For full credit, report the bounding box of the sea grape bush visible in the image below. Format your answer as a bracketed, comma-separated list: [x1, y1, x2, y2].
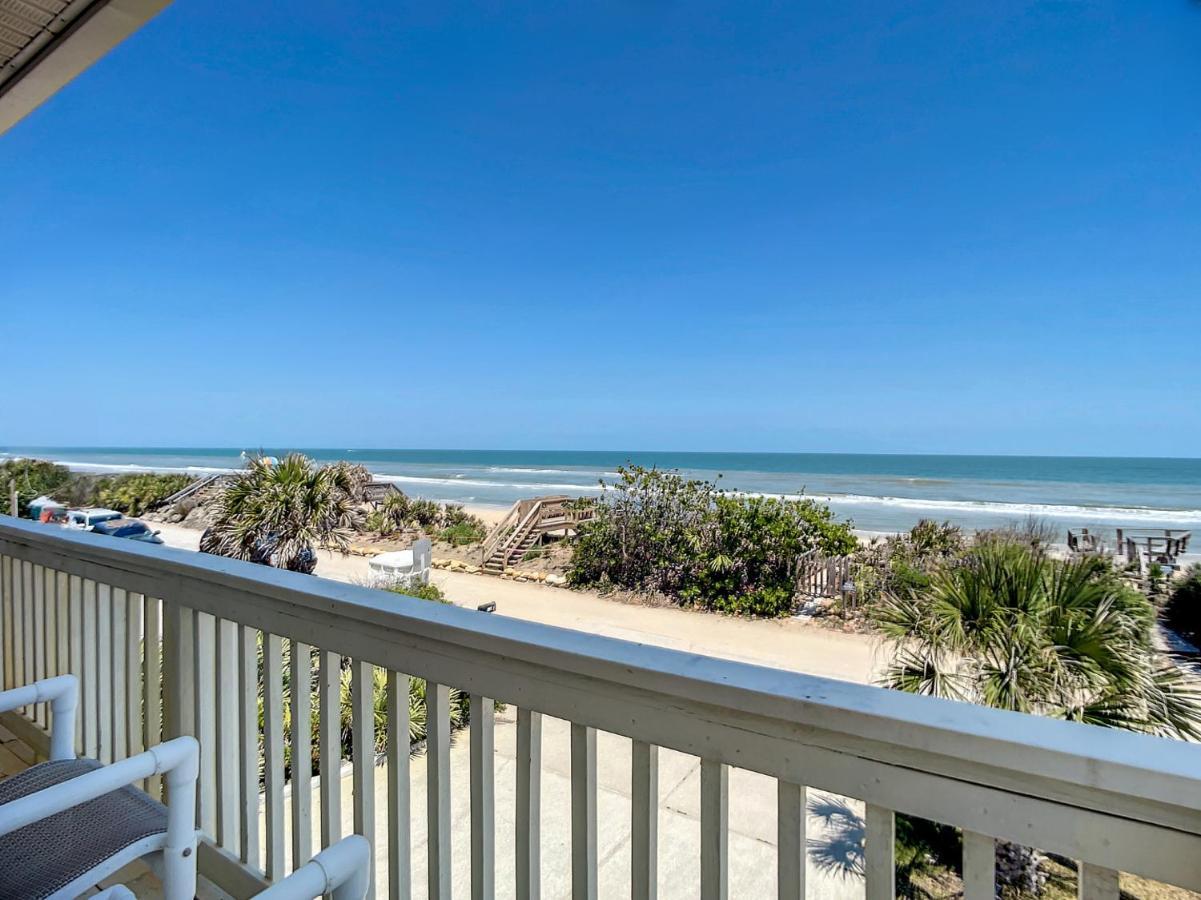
[568, 465, 855, 617]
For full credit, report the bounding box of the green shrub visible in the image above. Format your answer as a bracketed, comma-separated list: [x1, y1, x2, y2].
[0, 459, 72, 516]
[568, 465, 855, 617]
[93, 473, 194, 516]
[385, 580, 447, 603]
[439, 520, 486, 546]
[1165, 564, 1201, 646]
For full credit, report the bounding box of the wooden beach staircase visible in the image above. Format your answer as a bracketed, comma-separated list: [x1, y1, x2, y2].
[151, 472, 226, 510]
[480, 495, 594, 574]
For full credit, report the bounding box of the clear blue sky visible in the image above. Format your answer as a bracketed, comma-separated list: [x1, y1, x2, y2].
[2, 2, 1198, 455]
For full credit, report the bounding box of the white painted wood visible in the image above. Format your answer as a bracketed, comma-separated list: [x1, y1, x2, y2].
[238, 624, 261, 869]
[386, 669, 411, 900]
[143, 595, 162, 797]
[515, 708, 542, 900]
[21, 561, 33, 704]
[44, 567, 58, 680]
[427, 681, 451, 900]
[961, 831, 995, 900]
[864, 804, 895, 900]
[125, 590, 143, 760]
[290, 640, 314, 870]
[700, 760, 728, 900]
[193, 610, 217, 837]
[215, 618, 240, 851]
[1078, 863, 1119, 900]
[1, 556, 11, 690]
[776, 780, 806, 900]
[263, 632, 286, 880]
[96, 582, 112, 762]
[570, 723, 597, 900]
[6, 520, 1201, 894]
[56, 572, 69, 686]
[470, 694, 495, 900]
[351, 660, 376, 897]
[68, 575, 84, 756]
[318, 649, 342, 852]
[631, 740, 658, 900]
[32, 564, 44, 726]
[111, 587, 127, 759]
[81, 578, 97, 757]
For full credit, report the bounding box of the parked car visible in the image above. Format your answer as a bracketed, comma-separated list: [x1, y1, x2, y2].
[90, 518, 164, 545]
[63, 508, 124, 531]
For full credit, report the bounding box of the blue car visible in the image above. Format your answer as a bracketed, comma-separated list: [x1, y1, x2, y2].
[91, 518, 164, 545]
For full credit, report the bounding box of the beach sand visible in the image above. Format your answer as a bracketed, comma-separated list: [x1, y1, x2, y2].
[151, 520, 881, 684]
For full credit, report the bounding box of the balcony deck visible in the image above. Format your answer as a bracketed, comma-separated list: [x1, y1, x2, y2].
[2, 516, 1201, 899]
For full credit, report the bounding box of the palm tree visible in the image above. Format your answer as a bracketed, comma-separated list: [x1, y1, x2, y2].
[200, 454, 366, 573]
[875, 538, 1201, 893]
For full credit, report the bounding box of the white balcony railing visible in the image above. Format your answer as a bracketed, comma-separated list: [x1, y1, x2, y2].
[1, 516, 1200, 899]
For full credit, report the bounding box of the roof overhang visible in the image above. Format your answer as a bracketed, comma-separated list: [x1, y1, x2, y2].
[0, 0, 172, 136]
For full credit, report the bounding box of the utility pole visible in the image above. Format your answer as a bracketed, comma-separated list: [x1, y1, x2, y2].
[8, 478, 16, 517]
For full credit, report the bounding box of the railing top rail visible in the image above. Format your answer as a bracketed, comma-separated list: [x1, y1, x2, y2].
[3, 516, 1201, 868]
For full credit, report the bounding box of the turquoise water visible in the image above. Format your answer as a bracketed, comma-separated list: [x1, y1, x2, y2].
[3, 446, 1199, 535]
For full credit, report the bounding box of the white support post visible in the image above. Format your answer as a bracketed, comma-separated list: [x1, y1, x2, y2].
[631, 740, 658, 900]
[570, 723, 597, 900]
[776, 781, 806, 900]
[699, 760, 728, 900]
[516, 708, 542, 900]
[470, 694, 495, 900]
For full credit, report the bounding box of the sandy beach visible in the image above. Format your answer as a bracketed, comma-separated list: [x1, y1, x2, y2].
[151, 520, 883, 685]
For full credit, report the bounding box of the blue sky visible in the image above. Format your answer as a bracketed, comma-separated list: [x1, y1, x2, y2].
[2, 1, 1198, 455]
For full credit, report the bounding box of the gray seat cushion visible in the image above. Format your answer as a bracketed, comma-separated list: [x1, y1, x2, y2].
[0, 758, 168, 899]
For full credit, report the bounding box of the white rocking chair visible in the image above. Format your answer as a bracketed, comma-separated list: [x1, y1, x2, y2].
[0, 675, 199, 900]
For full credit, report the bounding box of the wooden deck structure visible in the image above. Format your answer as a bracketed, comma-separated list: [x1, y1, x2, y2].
[479, 496, 594, 574]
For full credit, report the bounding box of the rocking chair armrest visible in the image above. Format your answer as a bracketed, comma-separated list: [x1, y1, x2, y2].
[255, 835, 371, 900]
[0, 675, 78, 760]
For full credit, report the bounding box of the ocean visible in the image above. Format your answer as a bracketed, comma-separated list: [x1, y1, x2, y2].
[3, 447, 1199, 537]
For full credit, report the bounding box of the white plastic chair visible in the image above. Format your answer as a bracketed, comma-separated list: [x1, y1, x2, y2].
[0, 675, 199, 900]
[92, 835, 372, 900]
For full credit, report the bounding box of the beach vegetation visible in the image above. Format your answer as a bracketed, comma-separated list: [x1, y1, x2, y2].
[368, 490, 486, 544]
[200, 453, 362, 573]
[873, 538, 1201, 895]
[1164, 564, 1201, 646]
[568, 465, 855, 617]
[0, 458, 73, 516]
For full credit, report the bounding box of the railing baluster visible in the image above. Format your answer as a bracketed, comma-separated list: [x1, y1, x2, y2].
[238, 625, 261, 869]
[387, 670, 411, 900]
[68, 575, 83, 756]
[21, 562, 32, 704]
[111, 588, 127, 759]
[1, 556, 11, 691]
[32, 564, 44, 726]
[291, 641, 314, 869]
[194, 611, 217, 836]
[470, 694, 495, 900]
[699, 760, 728, 900]
[631, 740, 658, 900]
[81, 579, 97, 757]
[216, 618, 240, 851]
[776, 781, 805, 900]
[264, 632, 286, 880]
[427, 681, 451, 900]
[571, 723, 598, 900]
[143, 596, 162, 797]
[864, 804, 895, 900]
[1078, 863, 1119, 900]
[44, 567, 57, 681]
[55, 572, 68, 682]
[352, 660, 376, 897]
[96, 583, 113, 763]
[319, 649, 342, 852]
[125, 590, 142, 760]
[962, 831, 995, 900]
[516, 708, 542, 900]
